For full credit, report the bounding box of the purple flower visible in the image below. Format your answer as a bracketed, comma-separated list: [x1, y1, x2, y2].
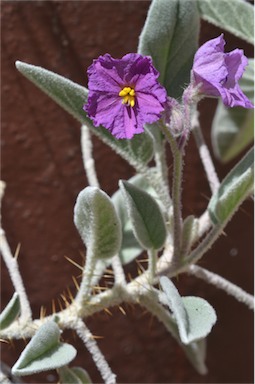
[84, 53, 167, 139]
[192, 34, 253, 108]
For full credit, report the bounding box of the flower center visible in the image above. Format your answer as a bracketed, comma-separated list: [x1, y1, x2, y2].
[119, 86, 136, 107]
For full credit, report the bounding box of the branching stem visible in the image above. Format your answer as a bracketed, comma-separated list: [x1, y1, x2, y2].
[73, 318, 116, 384]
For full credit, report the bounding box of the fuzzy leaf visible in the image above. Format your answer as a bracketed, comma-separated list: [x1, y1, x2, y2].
[197, 0, 254, 44]
[58, 366, 92, 384]
[211, 60, 254, 163]
[208, 147, 254, 225]
[138, 0, 200, 99]
[160, 276, 217, 344]
[119, 180, 166, 250]
[74, 187, 122, 260]
[180, 215, 199, 258]
[0, 293, 20, 331]
[112, 174, 160, 264]
[15, 61, 154, 168]
[12, 321, 77, 376]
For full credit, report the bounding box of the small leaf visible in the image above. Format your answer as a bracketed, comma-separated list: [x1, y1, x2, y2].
[119, 180, 167, 250]
[211, 60, 254, 163]
[160, 276, 217, 344]
[12, 321, 77, 376]
[58, 366, 92, 384]
[112, 174, 160, 264]
[74, 187, 122, 259]
[0, 293, 20, 330]
[208, 147, 254, 225]
[15, 61, 154, 168]
[197, 0, 254, 45]
[184, 338, 207, 375]
[138, 0, 200, 99]
[180, 215, 199, 258]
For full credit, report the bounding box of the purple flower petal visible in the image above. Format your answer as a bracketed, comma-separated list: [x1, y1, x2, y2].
[192, 34, 253, 109]
[84, 53, 167, 139]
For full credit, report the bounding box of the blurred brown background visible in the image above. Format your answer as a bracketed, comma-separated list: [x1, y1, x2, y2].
[1, 1, 254, 383]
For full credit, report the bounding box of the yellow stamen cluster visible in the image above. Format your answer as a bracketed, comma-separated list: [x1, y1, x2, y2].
[119, 86, 136, 107]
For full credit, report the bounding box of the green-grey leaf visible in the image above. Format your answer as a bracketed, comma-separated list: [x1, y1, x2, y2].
[160, 276, 217, 344]
[0, 293, 20, 330]
[138, 0, 200, 99]
[15, 61, 154, 168]
[112, 174, 160, 264]
[58, 366, 92, 384]
[197, 0, 254, 45]
[74, 187, 122, 259]
[211, 60, 254, 163]
[183, 338, 207, 375]
[119, 180, 167, 250]
[12, 321, 77, 376]
[208, 147, 254, 225]
[180, 215, 199, 258]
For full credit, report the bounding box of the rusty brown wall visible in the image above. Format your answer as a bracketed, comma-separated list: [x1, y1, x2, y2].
[1, 1, 254, 383]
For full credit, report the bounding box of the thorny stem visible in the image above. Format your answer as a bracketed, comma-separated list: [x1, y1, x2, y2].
[187, 265, 254, 310]
[191, 110, 220, 193]
[158, 121, 183, 266]
[112, 254, 126, 286]
[81, 125, 126, 290]
[0, 181, 32, 322]
[72, 318, 116, 384]
[75, 250, 97, 308]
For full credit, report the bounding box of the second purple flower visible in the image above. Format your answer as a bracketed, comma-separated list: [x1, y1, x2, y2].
[84, 53, 167, 139]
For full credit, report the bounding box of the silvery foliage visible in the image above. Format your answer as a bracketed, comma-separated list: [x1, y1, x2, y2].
[0, 0, 253, 383]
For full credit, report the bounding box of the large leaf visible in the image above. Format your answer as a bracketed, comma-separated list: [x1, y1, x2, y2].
[208, 147, 254, 225]
[15, 61, 154, 169]
[12, 321, 77, 376]
[211, 60, 254, 163]
[138, 0, 200, 99]
[0, 293, 20, 331]
[197, 0, 254, 45]
[119, 180, 166, 250]
[160, 276, 217, 344]
[74, 187, 122, 260]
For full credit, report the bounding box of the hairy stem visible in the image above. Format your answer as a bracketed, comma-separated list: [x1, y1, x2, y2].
[191, 111, 220, 193]
[159, 122, 183, 265]
[81, 124, 100, 188]
[0, 181, 32, 322]
[187, 265, 254, 310]
[73, 318, 116, 384]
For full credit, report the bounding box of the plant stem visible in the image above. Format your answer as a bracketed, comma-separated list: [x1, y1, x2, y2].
[0, 181, 32, 322]
[112, 254, 126, 286]
[191, 110, 220, 194]
[148, 248, 157, 282]
[73, 318, 116, 384]
[75, 250, 97, 308]
[159, 122, 183, 266]
[187, 265, 254, 310]
[81, 124, 100, 188]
